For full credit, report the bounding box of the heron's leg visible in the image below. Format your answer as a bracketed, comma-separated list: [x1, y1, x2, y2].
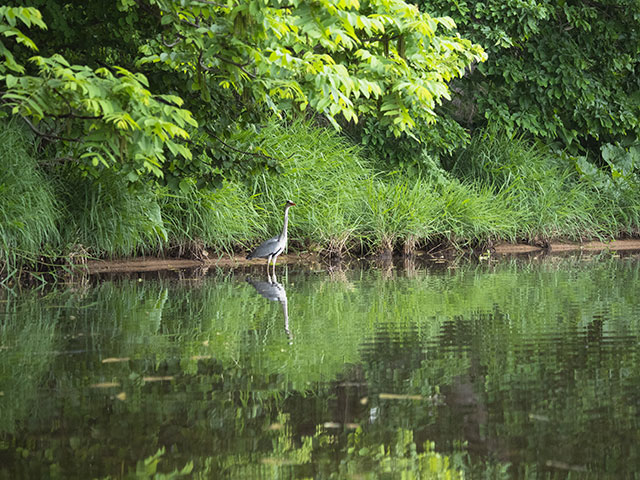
[272, 254, 279, 275]
[266, 255, 273, 274]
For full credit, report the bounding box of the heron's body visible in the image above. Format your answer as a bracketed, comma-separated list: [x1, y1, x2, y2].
[247, 273, 291, 342]
[246, 235, 285, 260]
[247, 200, 295, 274]
[246, 274, 287, 303]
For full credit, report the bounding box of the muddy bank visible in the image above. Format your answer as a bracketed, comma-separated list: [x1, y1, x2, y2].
[493, 239, 640, 254]
[84, 240, 640, 274]
[86, 253, 322, 274]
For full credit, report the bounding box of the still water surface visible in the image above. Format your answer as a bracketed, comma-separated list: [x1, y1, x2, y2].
[1, 254, 640, 478]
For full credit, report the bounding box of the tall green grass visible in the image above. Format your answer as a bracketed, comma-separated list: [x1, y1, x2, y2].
[451, 126, 606, 241]
[359, 174, 439, 253]
[160, 178, 266, 256]
[57, 173, 166, 258]
[0, 121, 60, 281]
[244, 121, 520, 255]
[434, 179, 519, 245]
[57, 172, 267, 260]
[245, 121, 371, 255]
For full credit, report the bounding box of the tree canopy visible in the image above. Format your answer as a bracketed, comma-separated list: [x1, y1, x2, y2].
[0, 1, 485, 186]
[2, 0, 637, 185]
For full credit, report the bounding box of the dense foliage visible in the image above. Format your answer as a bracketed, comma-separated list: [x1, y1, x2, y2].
[416, 0, 640, 156]
[1, 2, 485, 184]
[143, 0, 486, 131]
[0, 6, 197, 186]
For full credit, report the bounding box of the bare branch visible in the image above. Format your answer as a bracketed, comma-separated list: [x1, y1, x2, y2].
[197, 50, 213, 72]
[214, 54, 254, 72]
[179, 16, 200, 28]
[162, 32, 185, 48]
[53, 87, 74, 111]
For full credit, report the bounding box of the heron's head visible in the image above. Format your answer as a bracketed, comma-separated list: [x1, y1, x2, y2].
[285, 200, 296, 208]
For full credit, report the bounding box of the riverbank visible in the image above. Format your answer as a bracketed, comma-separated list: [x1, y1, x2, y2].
[3, 120, 640, 286]
[85, 239, 640, 274]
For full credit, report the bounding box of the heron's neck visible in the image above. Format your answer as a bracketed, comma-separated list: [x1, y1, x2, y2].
[280, 206, 291, 239]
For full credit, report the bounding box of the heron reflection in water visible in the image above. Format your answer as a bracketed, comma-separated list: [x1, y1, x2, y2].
[246, 272, 292, 343]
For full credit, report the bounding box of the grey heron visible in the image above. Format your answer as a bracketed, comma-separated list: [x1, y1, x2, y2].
[246, 200, 296, 274]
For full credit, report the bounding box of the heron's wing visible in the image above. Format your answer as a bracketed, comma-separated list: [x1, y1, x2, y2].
[247, 235, 280, 259]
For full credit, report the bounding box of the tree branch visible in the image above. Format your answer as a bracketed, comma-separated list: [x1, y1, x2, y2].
[51, 112, 101, 120]
[179, 16, 201, 29]
[214, 54, 254, 70]
[162, 32, 185, 48]
[51, 88, 101, 120]
[154, 96, 182, 108]
[191, 0, 235, 7]
[18, 114, 83, 142]
[197, 49, 257, 78]
[203, 126, 291, 162]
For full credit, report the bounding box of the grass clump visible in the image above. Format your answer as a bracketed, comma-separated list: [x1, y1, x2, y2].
[434, 179, 519, 246]
[0, 121, 60, 280]
[58, 173, 166, 258]
[160, 178, 265, 256]
[245, 121, 372, 256]
[451, 125, 601, 241]
[359, 174, 440, 254]
[574, 151, 640, 237]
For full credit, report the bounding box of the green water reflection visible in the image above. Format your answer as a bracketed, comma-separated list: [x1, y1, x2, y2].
[1, 254, 640, 478]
